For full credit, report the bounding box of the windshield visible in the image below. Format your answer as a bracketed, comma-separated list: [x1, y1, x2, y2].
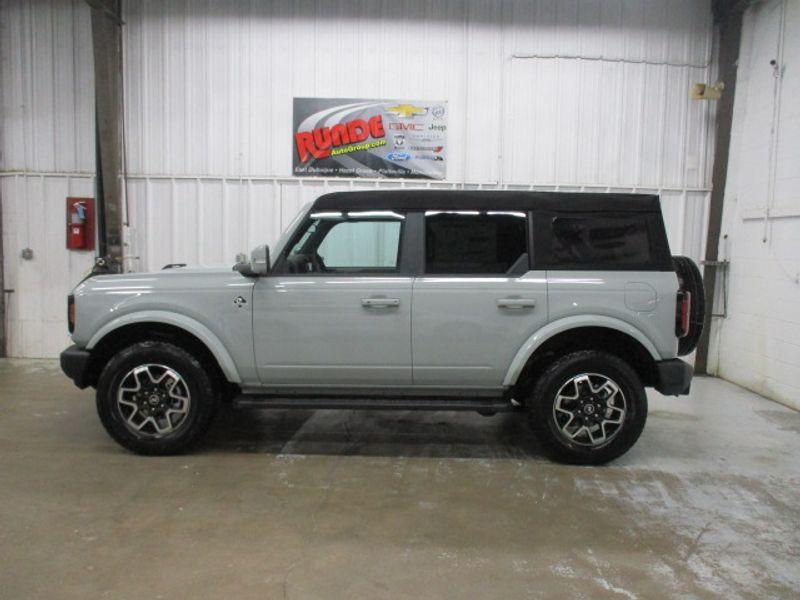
[271, 202, 311, 267]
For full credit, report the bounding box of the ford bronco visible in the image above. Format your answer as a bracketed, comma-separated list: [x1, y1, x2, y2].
[60, 191, 704, 464]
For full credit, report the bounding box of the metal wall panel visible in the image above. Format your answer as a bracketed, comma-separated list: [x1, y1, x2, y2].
[1, 174, 96, 357]
[708, 0, 800, 409]
[1, 0, 716, 356]
[121, 0, 714, 274]
[502, 59, 714, 189]
[1, 0, 95, 357]
[121, 0, 714, 185]
[123, 178, 711, 274]
[0, 0, 94, 172]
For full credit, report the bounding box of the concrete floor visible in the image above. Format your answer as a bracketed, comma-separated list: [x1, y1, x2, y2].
[0, 360, 798, 599]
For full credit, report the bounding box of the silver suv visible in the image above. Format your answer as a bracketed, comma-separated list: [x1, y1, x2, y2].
[61, 191, 704, 464]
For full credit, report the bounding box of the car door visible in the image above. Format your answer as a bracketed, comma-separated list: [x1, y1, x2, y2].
[252, 209, 412, 387]
[411, 210, 549, 388]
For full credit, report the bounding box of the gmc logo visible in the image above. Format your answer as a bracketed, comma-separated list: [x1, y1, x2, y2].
[388, 123, 424, 131]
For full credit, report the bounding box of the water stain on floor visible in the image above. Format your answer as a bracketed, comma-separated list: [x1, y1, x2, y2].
[0, 360, 798, 600]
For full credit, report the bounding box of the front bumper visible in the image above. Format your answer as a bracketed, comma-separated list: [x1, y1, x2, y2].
[60, 345, 92, 389]
[654, 359, 693, 396]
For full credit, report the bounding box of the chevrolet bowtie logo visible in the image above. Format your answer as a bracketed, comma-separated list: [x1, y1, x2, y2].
[385, 104, 428, 118]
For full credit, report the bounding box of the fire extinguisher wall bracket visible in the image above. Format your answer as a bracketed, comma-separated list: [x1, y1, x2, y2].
[66, 197, 95, 251]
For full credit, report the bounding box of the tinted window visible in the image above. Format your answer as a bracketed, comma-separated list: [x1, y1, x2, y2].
[284, 212, 403, 273]
[550, 215, 651, 267]
[425, 211, 528, 275]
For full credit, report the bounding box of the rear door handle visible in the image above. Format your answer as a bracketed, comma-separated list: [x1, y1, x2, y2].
[361, 298, 401, 308]
[496, 298, 536, 309]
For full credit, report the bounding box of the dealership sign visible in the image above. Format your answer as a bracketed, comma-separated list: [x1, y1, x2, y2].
[293, 98, 447, 180]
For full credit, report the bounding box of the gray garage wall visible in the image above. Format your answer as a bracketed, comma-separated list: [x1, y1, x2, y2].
[1, 0, 717, 357]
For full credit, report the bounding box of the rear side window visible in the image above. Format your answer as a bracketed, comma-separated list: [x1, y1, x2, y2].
[536, 212, 670, 270]
[553, 216, 650, 264]
[425, 211, 528, 275]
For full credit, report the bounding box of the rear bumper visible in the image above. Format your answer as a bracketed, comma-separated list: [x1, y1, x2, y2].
[654, 359, 693, 396]
[60, 345, 92, 389]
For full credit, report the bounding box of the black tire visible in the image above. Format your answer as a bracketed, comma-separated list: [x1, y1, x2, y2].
[96, 341, 218, 455]
[528, 351, 647, 465]
[673, 255, 705, 356]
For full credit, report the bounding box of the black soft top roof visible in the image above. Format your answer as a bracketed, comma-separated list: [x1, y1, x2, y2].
[311, 190, 661, 213]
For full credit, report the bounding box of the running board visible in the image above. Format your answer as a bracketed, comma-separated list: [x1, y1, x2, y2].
[232, 395, 517, 412]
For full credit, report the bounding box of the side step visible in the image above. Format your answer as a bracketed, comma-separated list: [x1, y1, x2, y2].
[232, 395, 518, 412]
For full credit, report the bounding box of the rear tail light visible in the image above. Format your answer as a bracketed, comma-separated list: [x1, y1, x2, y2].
[676, 290, 691, 338]
[67, 294, 75, 334]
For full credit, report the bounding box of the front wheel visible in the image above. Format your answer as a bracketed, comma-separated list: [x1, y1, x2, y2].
[96, 341, 218, 455]
[528, 351, 647, 465]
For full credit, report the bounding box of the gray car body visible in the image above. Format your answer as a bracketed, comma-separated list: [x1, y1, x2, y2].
[71, 201, 680, 396]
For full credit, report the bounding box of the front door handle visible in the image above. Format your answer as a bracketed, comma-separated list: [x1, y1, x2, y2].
[497, 298, 536, 309]
[361, 298, 401, 308]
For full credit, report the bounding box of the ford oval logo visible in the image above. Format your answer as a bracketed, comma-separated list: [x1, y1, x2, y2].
[386, 152, 411, 162]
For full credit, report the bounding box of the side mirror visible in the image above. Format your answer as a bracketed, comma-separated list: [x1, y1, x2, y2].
[233, 244, 270, 277]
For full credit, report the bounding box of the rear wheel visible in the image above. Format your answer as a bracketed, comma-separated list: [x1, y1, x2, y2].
[673, 255, 705, 356]
[96, 341, 218, 455]
[528, 350, 647, 465]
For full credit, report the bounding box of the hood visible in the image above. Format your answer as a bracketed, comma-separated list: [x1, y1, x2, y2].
[82, 264, 233, 281]
[74, 265, 250, 295]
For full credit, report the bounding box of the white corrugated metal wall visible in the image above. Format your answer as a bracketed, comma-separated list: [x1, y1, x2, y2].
[2, 0, 716, 357]
[708, 0, 800, 410]
[0, 0, 95, 357]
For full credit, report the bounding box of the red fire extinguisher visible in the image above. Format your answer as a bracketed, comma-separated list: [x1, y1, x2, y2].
[65, 197, 94, 251]
[69, 201, 87, 249]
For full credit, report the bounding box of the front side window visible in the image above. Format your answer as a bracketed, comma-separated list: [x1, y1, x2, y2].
[283, 211, 403, 274]
[424, 211, 528, 275]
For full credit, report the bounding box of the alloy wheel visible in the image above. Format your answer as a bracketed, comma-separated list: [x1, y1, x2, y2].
[116, 364, 192, 438]
[552, 373, 627, 447]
